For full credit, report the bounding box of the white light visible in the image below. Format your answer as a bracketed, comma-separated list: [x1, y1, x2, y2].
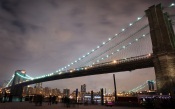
[171, 3, 175, 6]
[135, 38, 138, 41]
[87, 52, 90, 55]
[71, 63, 73, 65]
[79, 58, 81, 60]
[83, 55, 85, 57]
[62, 68, 64, 70]
[117, 49, 119, 52]
[129, 23, 133, 26]
[68, 65, 70, 67]
[103, 42, 105, 45]
[137, 17, 141, 20]
[93, 63, 95, 65]
[129, 42, 132, 45]
[97, 60, 99, 62]
[102, 58, 104, 60]
[106, 55, 109, 58]
[113, 60, 117, 63]
[143, 34, 145, 37]
[122, 29, 125, 31]
[75, 60, 77, 62]
[56, 70, 59, 72]
[112, 52, 114, 55]
[108, 38, 111, 41]
[65, 67, 67, 69]
[123, 46, 125, 48]
[92, 49, 94, 52]
[97, 46, 100, 48]
[59, 69, 61, 71]
[115, 34, 118, 36]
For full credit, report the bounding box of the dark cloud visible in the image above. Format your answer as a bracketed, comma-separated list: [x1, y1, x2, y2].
[0, 0, 174, 92]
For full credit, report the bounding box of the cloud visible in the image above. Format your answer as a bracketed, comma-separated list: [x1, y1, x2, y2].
[0, 0, 174, 92]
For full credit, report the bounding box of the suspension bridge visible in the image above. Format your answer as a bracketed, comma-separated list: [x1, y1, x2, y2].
[2, 3, 175, 97]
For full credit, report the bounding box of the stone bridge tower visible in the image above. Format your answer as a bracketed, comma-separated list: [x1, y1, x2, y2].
[146, 4, 175, 96]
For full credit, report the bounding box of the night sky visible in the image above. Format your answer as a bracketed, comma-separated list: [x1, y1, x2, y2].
[0, 0, 174, 93]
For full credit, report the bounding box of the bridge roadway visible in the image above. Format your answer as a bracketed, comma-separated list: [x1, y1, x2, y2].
[0, 102, 143, 109]
[14, 54, 154, 87]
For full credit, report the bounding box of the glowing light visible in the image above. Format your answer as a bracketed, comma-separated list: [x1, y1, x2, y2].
[113, 60, 117, 63]
[102, 58, 104, 60]
[75, 60, 77, 63]
[122, 29, 125, 31]
[103, 42, 106, 45]
[123, 46, 125, 48]
[171, 3, 175, 6]
[97, 46, 100, 48]
[135, 38, 138, 41]
[115, 34, 118, 36]
[92, 49, 94, 52]
[108, 38, 111, 41]
[143, 34, 145, 37]
[129, 23, 133, 26]
[83, 55, 85, 57]
[129, 42, 132, 45]
[112, 52, 114, 55]
[137, 17, 141, 20]
[117, 49, 120, 52]
[79, 58, 81, 60]
[68, 65, 70, 67]
[106, 55, 109, 58]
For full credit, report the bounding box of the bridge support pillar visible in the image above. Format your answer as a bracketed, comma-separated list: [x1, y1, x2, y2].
[146, 4, 175, 97]
[153, 53, 175, 96]
[10, 85, 23, 101]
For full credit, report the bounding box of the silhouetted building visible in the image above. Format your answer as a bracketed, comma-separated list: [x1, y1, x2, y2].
[81, 84, 86, 93]
[35, 83, 42, 88]
[63, 89, 70, 97]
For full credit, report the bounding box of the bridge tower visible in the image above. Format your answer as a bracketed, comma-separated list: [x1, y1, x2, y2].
[10, 70, 26, 98]
[146, 4, 175, 96]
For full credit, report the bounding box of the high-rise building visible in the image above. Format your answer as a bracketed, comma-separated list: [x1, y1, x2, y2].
[63, 89, 70, 97]
[35, 83, 42, 88]
[81, 84, 86, 93]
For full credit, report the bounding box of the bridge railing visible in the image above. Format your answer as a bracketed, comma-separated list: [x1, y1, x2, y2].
[74, 53, 153, 70]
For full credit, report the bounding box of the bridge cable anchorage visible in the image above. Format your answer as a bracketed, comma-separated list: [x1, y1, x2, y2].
[53, 15, 146, 73]
[80, 24, 149, 67]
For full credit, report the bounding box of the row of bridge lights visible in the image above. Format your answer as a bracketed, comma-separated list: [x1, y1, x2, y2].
[27, 2, 175, 80]
[33, 33, 149, 80]
[53, 15, 145, 73]
[55, 2, 175, 73]
[13, 53, 152, 83]
[7, 2, 174, 84]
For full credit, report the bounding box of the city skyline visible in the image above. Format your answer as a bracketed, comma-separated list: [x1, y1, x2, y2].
[0, 0, 174, 92]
